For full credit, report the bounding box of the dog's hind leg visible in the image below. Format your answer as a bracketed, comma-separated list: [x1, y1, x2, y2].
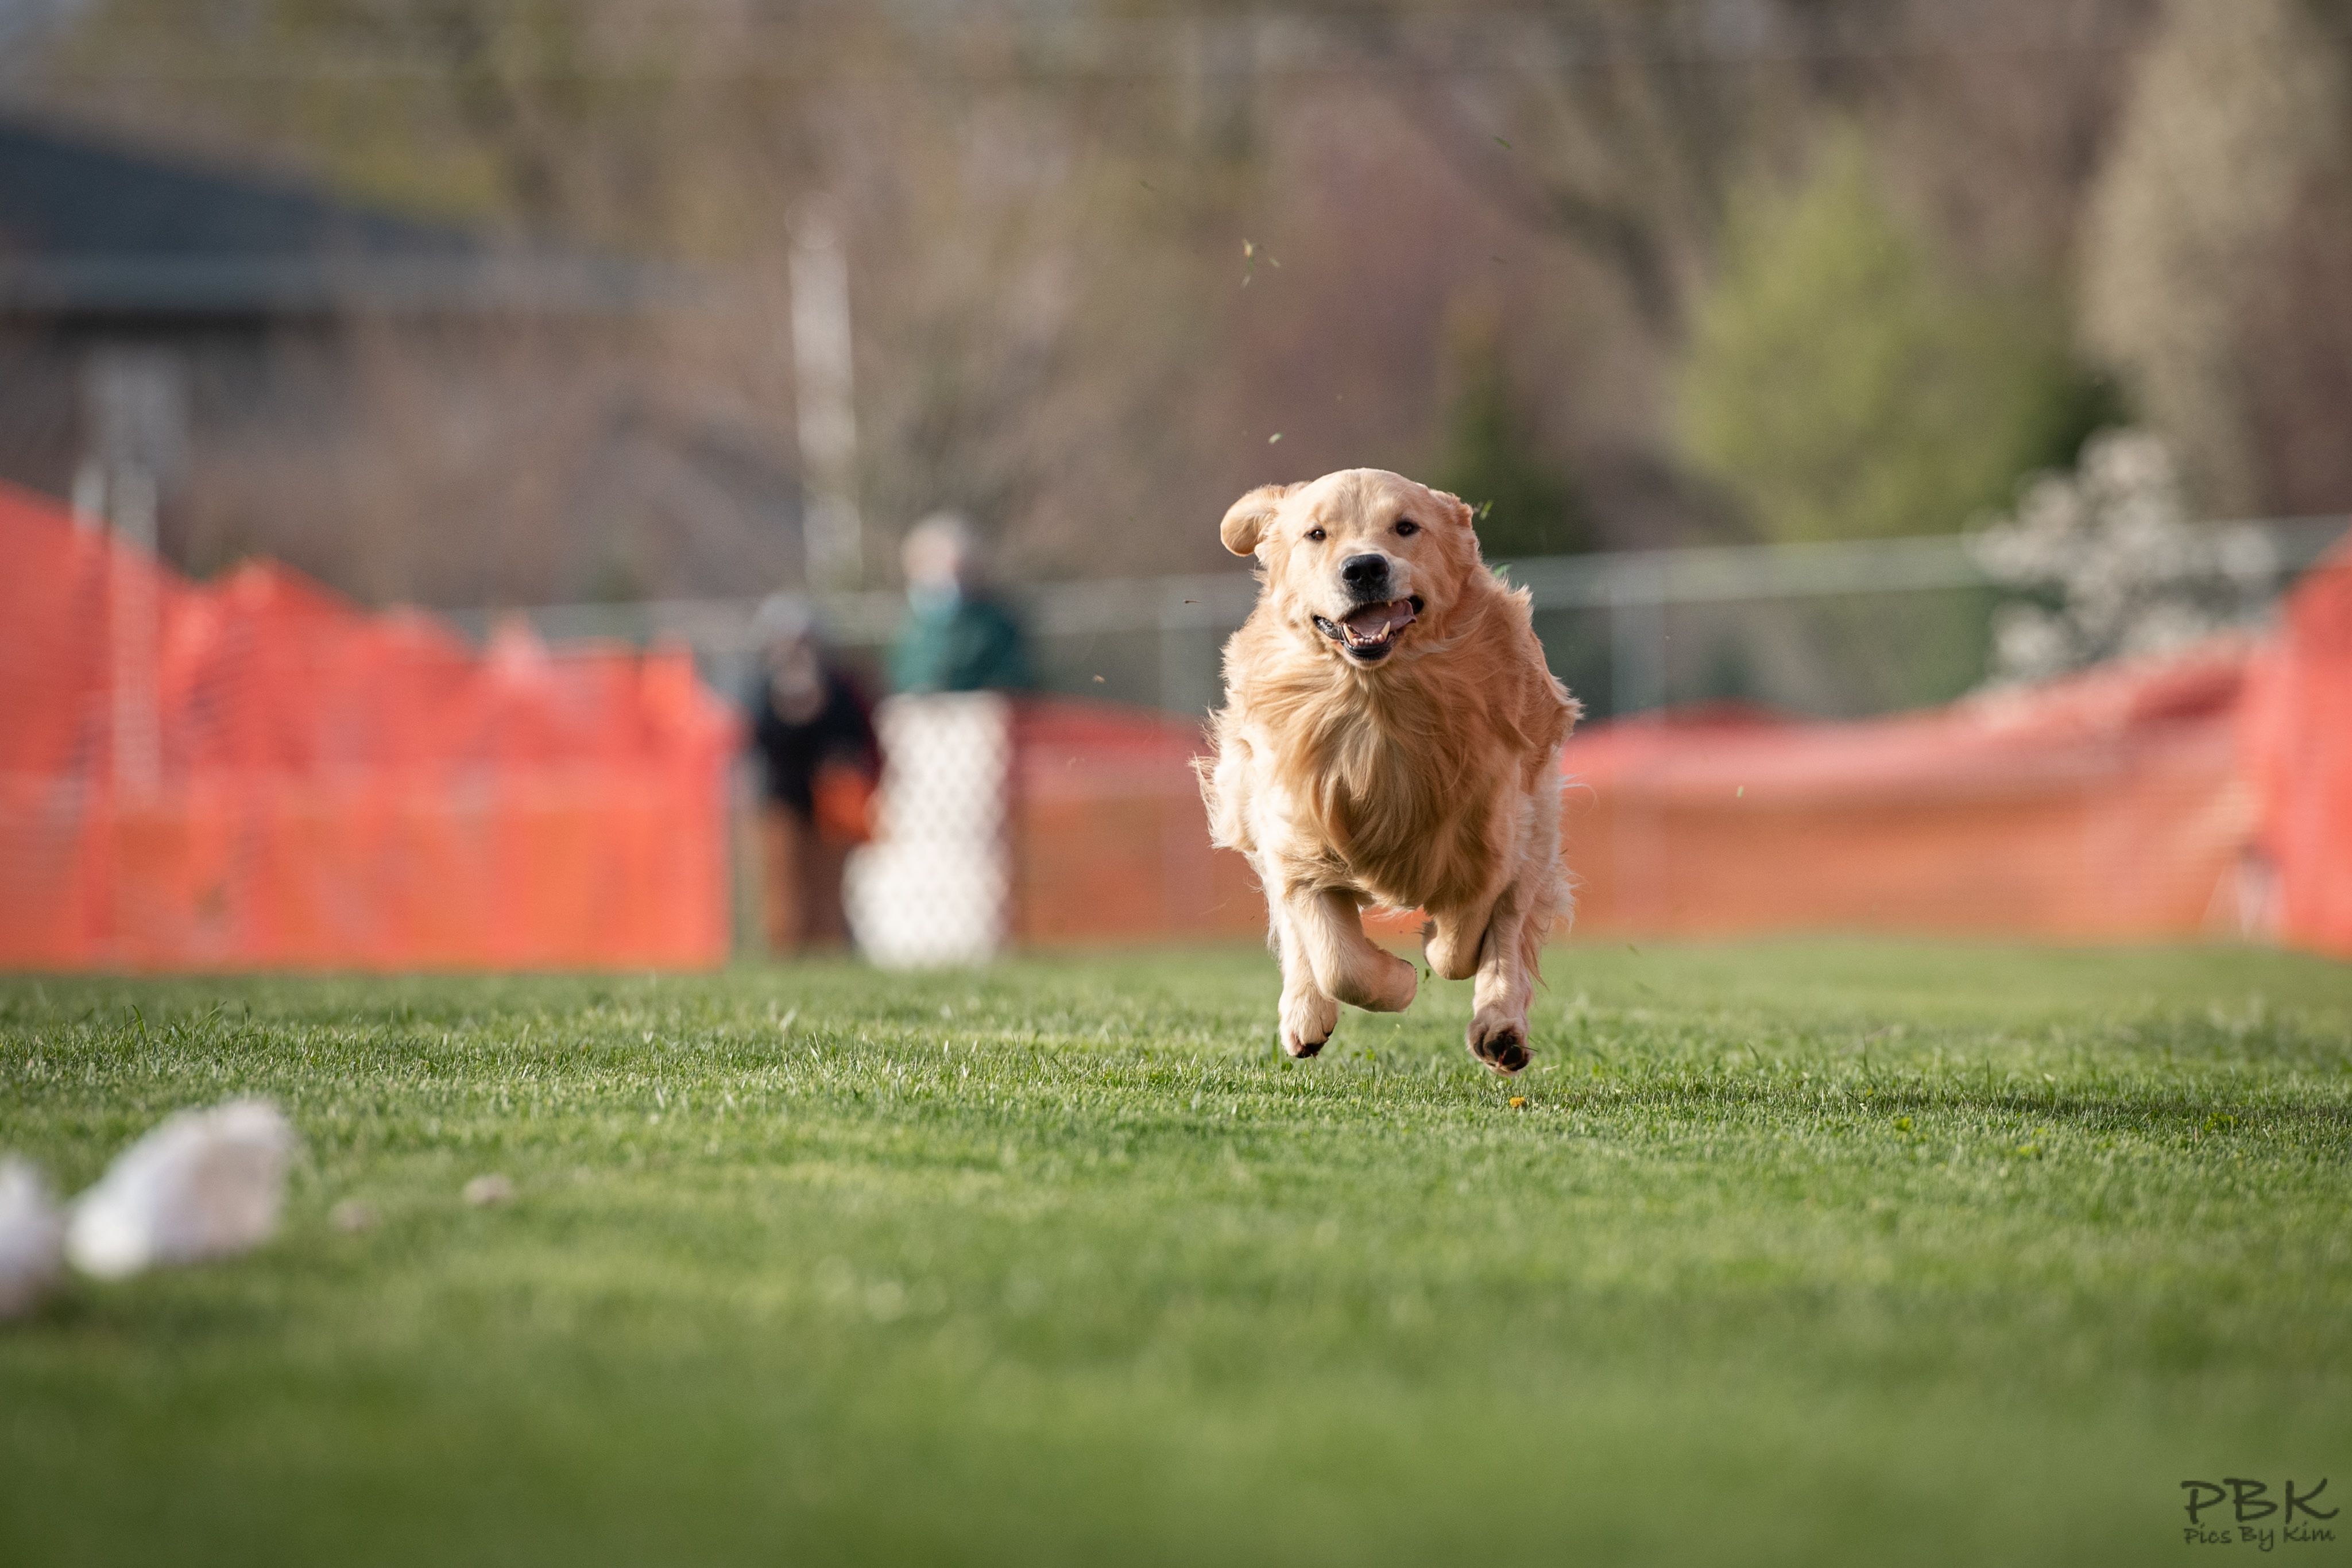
[1422, 899, 1494, 982]
[1465, 893, 1536, 1075]
[1465, 781, 1566, 1077]
[1287, 886, 1417, 1018]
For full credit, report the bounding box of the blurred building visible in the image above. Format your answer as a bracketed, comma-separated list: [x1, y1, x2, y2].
[0, 111, 804, 606]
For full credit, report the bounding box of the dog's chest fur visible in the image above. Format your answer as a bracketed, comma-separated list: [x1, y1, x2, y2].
[1207, 575, 1576, 917]
[1270, 676, 1515, 912]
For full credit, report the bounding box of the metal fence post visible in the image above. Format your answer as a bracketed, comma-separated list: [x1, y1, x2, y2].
[1610, 554, 1668, 719]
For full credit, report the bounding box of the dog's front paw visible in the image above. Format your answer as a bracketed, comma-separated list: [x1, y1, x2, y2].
[1466, 1007, 1533, 1076]
[1281, 988, 1340, 1059]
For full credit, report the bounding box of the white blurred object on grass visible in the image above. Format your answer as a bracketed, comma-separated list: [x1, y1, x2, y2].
[65, 1100, 297, 1280]
[0, 1156, 65, 1318]
[463, 1174, 514, 1207]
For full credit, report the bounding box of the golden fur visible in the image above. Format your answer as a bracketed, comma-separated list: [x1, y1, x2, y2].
[1198, 468, 1580, 1074]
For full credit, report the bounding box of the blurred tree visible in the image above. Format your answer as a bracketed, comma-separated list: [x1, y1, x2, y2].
[1678, 130, 2109, 541]
[1429, 309, 1589, 559]
[1356, 0, 1781, 338]
[21, 0, 2246, 613]
[2082, 0, 2352, 517]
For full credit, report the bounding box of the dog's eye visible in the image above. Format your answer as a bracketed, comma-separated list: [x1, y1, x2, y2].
[1305, 526, 1326, 542]
[1395, 518, 1419, 536]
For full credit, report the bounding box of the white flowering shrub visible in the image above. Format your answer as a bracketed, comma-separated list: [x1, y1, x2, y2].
[1971, 429, 2278, 685]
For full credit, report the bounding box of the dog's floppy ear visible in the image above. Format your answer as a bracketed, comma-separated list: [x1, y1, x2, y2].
[1429, 488, 1479, 536]
[1220, 483, 1297, 556]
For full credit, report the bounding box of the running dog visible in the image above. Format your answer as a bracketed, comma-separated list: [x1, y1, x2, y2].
[1199, 468, 1579, 1075]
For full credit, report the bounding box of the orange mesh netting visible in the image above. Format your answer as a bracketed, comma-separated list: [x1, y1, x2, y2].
[1004, 541, 2349, 955]
[2243, 544, 2352, 958]
[0, 482, 737, 970]
[5, 468, 2341, 969]
[1558, 650, 2258, 942]
[1001, 652, 2269, 951]
[1009, 700, 1263, 945]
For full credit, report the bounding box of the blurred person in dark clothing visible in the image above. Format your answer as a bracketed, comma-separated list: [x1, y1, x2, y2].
[889, 512, 1033, 694]
[745, 595, 880, 953]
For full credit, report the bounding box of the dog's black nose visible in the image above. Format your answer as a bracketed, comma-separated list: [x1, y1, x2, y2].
[1340, 553, 1391, 593]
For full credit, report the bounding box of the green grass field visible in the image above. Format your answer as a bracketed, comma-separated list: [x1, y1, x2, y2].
[2, 941, 2348, 1566]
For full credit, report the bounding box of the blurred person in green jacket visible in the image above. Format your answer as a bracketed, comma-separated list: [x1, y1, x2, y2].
[889, 512, 1032, 694]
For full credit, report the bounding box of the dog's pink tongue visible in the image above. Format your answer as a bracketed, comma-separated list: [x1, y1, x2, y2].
[1343, 599, 1415, 637]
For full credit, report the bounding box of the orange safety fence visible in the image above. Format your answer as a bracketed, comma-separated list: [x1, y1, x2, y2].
[1560, 651, 2257, 942]
[1009, 700, 1263, 946]
[5, 471, 2344, 969]
[0, 482, 737, 970]
[999, 649, 2264, 951]
[2244, 541, 2352, 958]
[1003, 540, 2351, 959]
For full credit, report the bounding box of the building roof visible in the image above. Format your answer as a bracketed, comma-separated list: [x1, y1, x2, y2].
[0, 113, 678, 319]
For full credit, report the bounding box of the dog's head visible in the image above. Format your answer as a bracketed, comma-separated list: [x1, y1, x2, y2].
[1221, 469, 1481, 666]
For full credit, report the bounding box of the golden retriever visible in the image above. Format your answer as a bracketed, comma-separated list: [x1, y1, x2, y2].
[1198, 469, 1580, 1075]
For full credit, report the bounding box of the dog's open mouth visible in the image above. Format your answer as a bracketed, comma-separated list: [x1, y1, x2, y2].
[1314, 597, 1422, 662]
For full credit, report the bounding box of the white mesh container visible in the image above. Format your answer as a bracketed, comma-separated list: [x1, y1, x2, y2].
[845, 692, 1011, 966]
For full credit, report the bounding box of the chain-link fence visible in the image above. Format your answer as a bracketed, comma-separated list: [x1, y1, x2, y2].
[475, 516, 2349, 726]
